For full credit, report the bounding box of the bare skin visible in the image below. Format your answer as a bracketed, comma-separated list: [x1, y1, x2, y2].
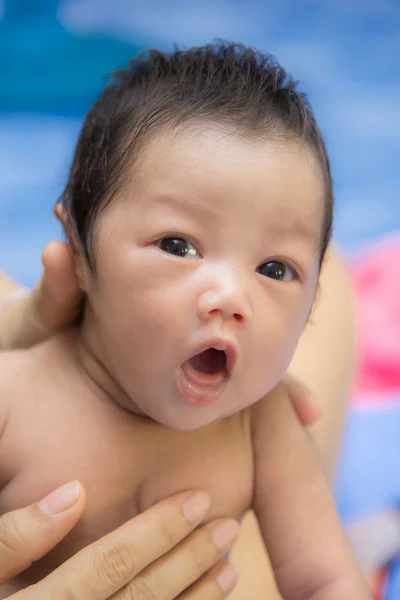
[0, 242, 359, 600]
[0, 131, 360, 598]
[231, 243, 357, 599]
[0, 486, 242, 599]
[0, 335, 365, 599]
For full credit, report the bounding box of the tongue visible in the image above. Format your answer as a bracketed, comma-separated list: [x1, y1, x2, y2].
[189, 349, 226, 374]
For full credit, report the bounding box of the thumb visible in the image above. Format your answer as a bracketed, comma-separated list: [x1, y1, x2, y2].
[0, 481, 86, 584]
[28, 241, 83, 339]
[40, 240, 82, 306]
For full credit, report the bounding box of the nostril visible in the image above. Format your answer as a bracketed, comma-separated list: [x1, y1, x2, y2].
[206, 309, 245, 322]
[234, 313, 244, 323]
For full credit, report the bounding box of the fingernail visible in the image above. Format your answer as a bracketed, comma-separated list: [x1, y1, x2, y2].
[182, 491, 211, 522]
[211, 520, 240, 549]
[216, 563, 239, 594]
[38, 481, 81, 515]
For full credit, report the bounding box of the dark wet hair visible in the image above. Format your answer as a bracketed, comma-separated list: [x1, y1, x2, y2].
[61, 42, 333, 269]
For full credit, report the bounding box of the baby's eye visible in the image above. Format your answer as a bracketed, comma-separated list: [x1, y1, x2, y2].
[257, 260, 296, 282]
[158, 237, 200, 258]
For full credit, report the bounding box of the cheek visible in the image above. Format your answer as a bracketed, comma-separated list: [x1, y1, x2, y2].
[89, 264, 190, 360]
[249, 292, 312, 379]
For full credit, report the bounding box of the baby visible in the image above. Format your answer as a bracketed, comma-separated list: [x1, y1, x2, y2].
[0, 44, 367, 598]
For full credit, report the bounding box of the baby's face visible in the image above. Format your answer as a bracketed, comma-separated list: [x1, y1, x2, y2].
[80, 124, 325, 430]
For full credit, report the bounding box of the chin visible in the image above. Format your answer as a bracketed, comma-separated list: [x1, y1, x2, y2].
[159, 414, 213, 432]
[148, 404, 219, 432]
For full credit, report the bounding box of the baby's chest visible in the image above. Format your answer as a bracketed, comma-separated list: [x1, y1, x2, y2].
[1, 403, 254, 538]
[1, 405, 254, 593]
[138, 417, 254, 523]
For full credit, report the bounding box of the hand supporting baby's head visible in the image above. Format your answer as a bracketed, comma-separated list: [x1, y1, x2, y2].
[61, 43, 333, 430]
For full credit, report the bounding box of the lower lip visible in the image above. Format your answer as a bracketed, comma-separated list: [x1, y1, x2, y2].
[176, 361, 228, 407]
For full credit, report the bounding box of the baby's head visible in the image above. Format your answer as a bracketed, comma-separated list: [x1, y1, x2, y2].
[62, 43, 332, 430]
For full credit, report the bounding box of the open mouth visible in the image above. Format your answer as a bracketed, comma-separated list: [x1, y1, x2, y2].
[176, 343, 236, 407]
[186, 348, 227, 381]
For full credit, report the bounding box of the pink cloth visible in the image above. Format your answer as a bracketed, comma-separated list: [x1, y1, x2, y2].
[351, 236, 400, 400]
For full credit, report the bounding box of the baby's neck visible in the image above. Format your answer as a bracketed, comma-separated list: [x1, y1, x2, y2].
[81, 320, 151, 418]
[37, 326, 148, 419]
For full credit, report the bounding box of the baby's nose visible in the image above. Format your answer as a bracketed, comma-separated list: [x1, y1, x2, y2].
[196, 270, 251, 323]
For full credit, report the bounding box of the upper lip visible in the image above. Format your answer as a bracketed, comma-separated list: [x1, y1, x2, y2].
[189, 337, 238, 376]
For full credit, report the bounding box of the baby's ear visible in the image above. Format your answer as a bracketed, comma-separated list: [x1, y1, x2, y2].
[60, 211, 91, 294]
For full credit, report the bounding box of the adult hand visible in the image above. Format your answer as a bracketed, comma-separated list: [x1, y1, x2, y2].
[0, 239, 81, 350]
[1, 482, 239, 599]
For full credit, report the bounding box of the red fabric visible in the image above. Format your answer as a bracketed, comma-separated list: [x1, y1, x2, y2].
[373, 568, 387, 600]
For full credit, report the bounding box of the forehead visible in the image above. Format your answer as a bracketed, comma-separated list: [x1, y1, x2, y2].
[122, 123, 326, 243]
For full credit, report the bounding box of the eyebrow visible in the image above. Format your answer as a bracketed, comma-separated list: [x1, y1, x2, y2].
[269, 219, 322, 246]
[152, 193, 322, 248]
[151, 193, 217, 222]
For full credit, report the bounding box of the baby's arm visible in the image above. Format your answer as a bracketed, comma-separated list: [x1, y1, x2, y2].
[251, 385, 371, 600]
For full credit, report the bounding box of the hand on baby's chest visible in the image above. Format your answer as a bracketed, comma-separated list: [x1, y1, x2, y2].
[0, 398, 253, 589]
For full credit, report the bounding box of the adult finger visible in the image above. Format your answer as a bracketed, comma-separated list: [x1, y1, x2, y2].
[286, 375, 322, 427]
[40, 240, 81, 307]
[0, 481, 85, 584]
[177, 561, 239, 599]
[24, 490, 214, 600]
[1, 241, 82, 349]
[111, 519, 240, 600]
